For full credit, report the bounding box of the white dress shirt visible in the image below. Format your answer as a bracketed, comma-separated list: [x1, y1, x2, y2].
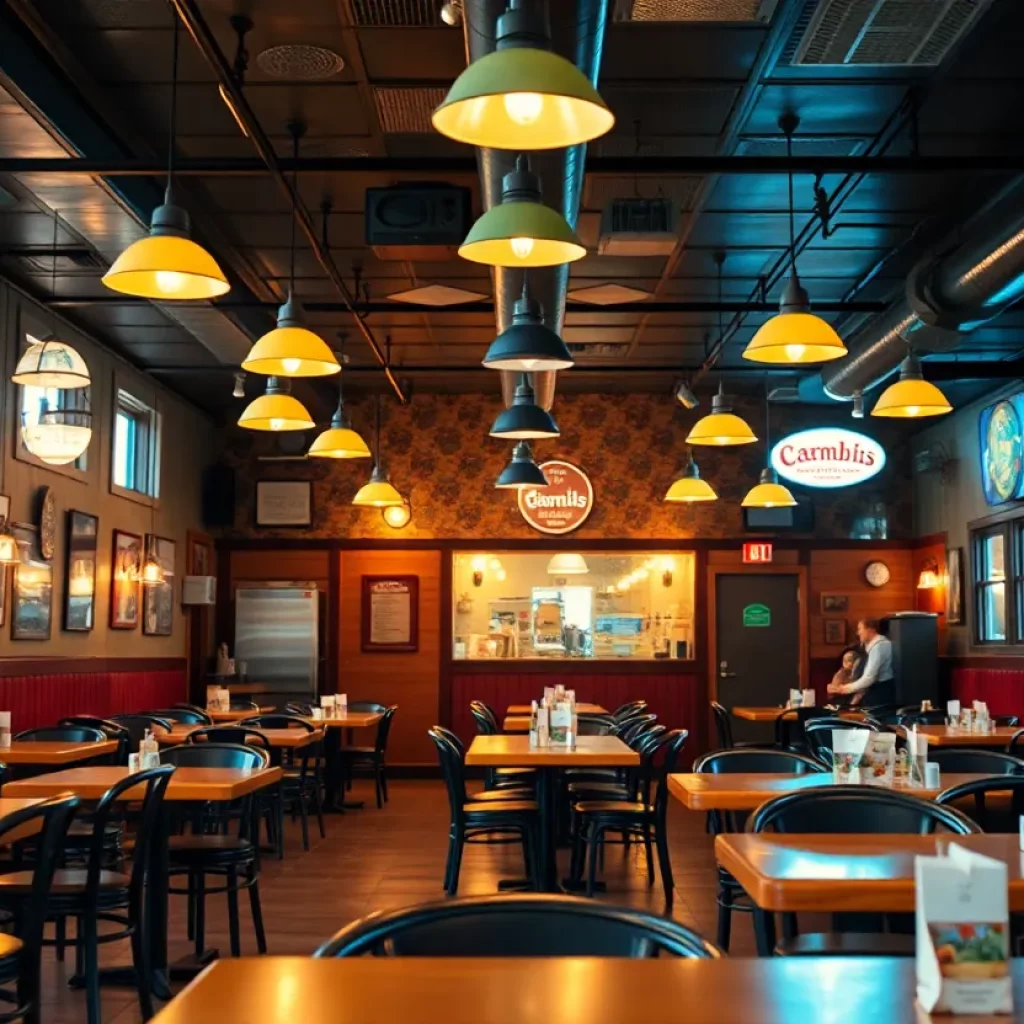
[842, 633, 893, 695]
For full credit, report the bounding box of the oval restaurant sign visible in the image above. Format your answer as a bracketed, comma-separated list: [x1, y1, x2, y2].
[517, 460, 594, 535]
[770, 427, 885, 489]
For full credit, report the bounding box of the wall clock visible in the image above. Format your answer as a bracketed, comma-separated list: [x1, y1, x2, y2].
[37, 486, 56, 561]
[864, 560, 890, 588]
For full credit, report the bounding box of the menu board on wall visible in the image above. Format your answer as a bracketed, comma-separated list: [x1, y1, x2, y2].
[361, 575, 419, 652]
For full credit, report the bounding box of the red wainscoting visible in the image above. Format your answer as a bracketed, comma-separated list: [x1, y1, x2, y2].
[0, 668, 187, 733]
[948, 665, 1024, 714]
[449, 671, 706, 753]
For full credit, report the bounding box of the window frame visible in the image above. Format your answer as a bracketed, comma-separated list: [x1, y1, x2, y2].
[110, 383, 162, 505]
[973, 523, 1010, 645]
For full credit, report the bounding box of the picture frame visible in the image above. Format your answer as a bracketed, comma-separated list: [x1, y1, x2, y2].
[361, 575, 419, 653]
[64, 510, 98, 631]
[110, 529, 142, 630]
[946, 546, 964, 625]
[255, 480, 312, 527]
[823, 618, 847, 645]
[11, 524, 52, 641]
[820, 593, 849, 614]
[0, 495, 10, 629]
[142, 534, 176, 637]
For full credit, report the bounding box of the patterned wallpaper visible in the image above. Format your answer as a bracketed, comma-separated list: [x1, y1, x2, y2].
[222, 392, 914, 540]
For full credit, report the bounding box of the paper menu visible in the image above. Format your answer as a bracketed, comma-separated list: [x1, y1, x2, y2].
[832, 729, 896, 785]
[801, 689, 815, 707]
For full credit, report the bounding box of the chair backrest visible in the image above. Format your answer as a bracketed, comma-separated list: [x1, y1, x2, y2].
[59, 717, 131, 764]
[230, 700, 260, 711]
[431, 725, 465, 758]
[612, 701, 648, 722]
[469, 703, 498, 736]
[285, 702, 315, 716]
[710, 702, 734, 749]
[13, 726, 106, 743]
[159, 742, 270, 770]
[315, 895, 721, 958]
[109, 714, 173, 749]
[147, 707, 212, 725]
[374, 706, 398, 754]
[898, 709, 948, 727]
[617, 714, 658, 744]
[577, 713, 616, 736]
[240, 714, 314, 732]
[994, 714, 1020, 727]
[1007, 729, 1024, 759]
[936, 775, 1024, 832]
[185, 725, 271, 749]
[428, 727, 468, 820]
[929, 748, 1024, 775]
[694, 748, 826, 775]
[803, 719, 881, 767]
[749, 786, 980, 836]
[346, 701, 387, 714]
[652, 729, 689, 821]
[773, 706, 827, 750]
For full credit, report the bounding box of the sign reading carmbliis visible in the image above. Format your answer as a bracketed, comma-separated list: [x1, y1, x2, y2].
[770, 427, 885, 489]
[517, 460, 594, 535]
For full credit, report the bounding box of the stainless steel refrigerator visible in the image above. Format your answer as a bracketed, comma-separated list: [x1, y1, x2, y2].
[234, 587, 320, 704]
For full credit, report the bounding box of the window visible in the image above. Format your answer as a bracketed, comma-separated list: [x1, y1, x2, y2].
[112, 388, 161, 498]
[975, 526, 1008, 642]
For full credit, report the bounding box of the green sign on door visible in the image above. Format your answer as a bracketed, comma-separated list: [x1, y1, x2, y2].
[742, 603, 771, 628]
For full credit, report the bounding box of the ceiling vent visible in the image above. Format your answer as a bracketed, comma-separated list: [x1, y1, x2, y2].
[373, 87, 448, 133]
[567, 283, 652, 305]
[350, 0, 442, 26]
[598, 198, 680, 257]
[256, 45, 345, 79]
[612, 0, 777, 21]
[387, 284, 489, 306]
[10, 249, 106, 274]
[735, 136, 865, 157]
[791, 0, 993, 67]
[767, 385, 801, 403]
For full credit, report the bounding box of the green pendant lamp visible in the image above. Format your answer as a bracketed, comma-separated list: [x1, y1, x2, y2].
[490, 375, 559, 439]
[742, 385, 797, 508]
[352, 397, 405, 508]
[432, 0, 614, 151]
[495, 441, 549, 488]
[664, 451, 717, 503]
[482, 276, 574, 372]
[460, 155, 585, 268]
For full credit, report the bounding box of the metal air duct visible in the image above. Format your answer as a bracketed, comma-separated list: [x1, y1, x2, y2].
[822, 176, 1024, 400]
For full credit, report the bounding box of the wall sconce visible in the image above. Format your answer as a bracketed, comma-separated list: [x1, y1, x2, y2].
[661, 556, 675, 588]
[471, 554, 487, 587]
[382, 501, 411, 530]
[917, 557, 941, 590]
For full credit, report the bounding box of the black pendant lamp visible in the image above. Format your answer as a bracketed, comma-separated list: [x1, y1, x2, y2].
[482, 276, 574, 372]
[490, 375, 559, 439]
[495, 441, 549, 488]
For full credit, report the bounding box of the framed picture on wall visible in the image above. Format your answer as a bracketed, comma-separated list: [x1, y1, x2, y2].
[11, 524, 52, 641]
[946, 547, 964, 625]
[361, 575, 419, 652]
[110, 529, 142, 629]
[142, 535, 175, 637]
[64, 510, 98, 631]
[820, 593, 849, 614]
[255, 481, 312, 527]
[823, 618, 847, 645]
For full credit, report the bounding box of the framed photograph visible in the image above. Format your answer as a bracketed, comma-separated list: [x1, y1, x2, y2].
[11, 524, 52, 641]
[255, 481, 312, 527]
[0, 495, 9, 629]
[110, 529, 142, 630]
[946, 547, 964, 625]
[823, 618, 847, 645]
[64, 510, 98, 631]
[821, 593, 849, 614]
[143, 535, 176, 637]
[361, 575, 419, 652]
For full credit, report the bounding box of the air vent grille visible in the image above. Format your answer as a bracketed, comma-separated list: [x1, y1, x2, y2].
[586, 176, 701, 210]
[735, 136, 865, 157]
[12, 249, 106, 273]
[351, 0, 442, 25]
[256, 45, 345, 80]
[373, 87, 447, 133]
[616, 0, 775, 21]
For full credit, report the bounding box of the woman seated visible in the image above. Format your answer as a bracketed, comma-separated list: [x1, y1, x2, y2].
[827, 644, 863, 698]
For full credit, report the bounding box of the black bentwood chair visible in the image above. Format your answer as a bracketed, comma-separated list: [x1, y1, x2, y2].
[315, 895, 722, 958]
[340, 706, 398, 809]
[58, 719, 131, 766]
[470, 702, 535, 792]
[0, 796, 79, 1024]
[930, 749, 1024, 775]
[109, 715, 173, 750]
[802, 717, 883, 769]
[936, 775, 1024, 832]
[147, 708, 212, 726]
[12, 727, 106, 744]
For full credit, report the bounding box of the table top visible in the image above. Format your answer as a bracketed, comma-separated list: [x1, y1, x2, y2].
[0, 798, 49, 844]
[506, 703, 607, 716]
[297, 712, 382, 729]
[206, 707, 276, 722]
[465, 734, 638, 767]
[0, 740, 120, 764]
[668, 772, 997, 811]
[716, 832, 1024, 913]
[503, 716, 531, 733]
[156, 726, 323, 749]
[2, 765, 283, 802]
[150, 956, 1024, 1023]
[900, 724, 1020, 747]
[730, 706, 865, 722]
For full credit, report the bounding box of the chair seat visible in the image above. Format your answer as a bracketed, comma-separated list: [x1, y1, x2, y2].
[339, 746, 376, 756]
[495, 767, 534, 778]
[470, 789, 535, 802]
[463, 800, 537, 814]
[0, 869, 130, 894]
[775, 933, 916, 957]
[0, 933, 22, 965]
[567, 782, 631, 798]
[167, 835, 255, 866]
[573, 800, 650, 815]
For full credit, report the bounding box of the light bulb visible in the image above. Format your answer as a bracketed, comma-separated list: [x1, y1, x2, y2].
[661, 557, 676, 572]
[714, 436, 729, 444]
[282, 358, 302, 375]
[905, 406, 920, 416]
[503, 92, 544, 125]
[785, 344, 806, 361]
[269, 417, 285, 431]
[510, 237, 535, 259]
[471, 555, 487, 572]
[496, 568, 507, 582]
[155, 270, 188, 295]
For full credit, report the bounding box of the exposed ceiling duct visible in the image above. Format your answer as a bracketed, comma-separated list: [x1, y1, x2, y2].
[462, 0, 610, 408]
[822, 175, 1024, 401]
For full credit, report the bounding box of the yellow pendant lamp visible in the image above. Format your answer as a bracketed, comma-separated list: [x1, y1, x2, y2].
[686, 383, 757, 446]
[102, 20, 228, 302]
[742, 390, 796, 508]
[664, 452, 718, 503]
[743, 115, 846, 365]
[308, 382, 371, 459]
[871, 353, 952, 418]
[237, 378, 314, 432]
[242, 294, 340, 378]
[459, 155, 585, 268]
[352, 397, 405, 508]
[432, 0, 614, 151]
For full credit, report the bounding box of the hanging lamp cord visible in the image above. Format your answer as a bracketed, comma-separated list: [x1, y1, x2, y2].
[166, 14, 179, 197]
[786, 128, 797, 279]
[375, 394, 381, 466]
[289, 127, 300, 296]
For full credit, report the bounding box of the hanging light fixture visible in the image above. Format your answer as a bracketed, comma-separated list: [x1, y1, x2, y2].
[743, 115, 847, 366]
[459, 155, 585, 268]
[12, 341, 91, 390]
[242, 122, 339, 378]
[871, 352, 952, 418]
[490, 375, 559, 439]
[686, 382, 757, 446]
[495, 441, 549, 488]
[664, 450, 718, 503]
[742, 384, 797, 509]
[382, 502, 412, 529]
[0, 515, 19, 566]
[432, 0, 614, 151]
[102, 17, 229, 301]
[353, 397, 405, 508]
[238, 377, 315, 432]
[308, 351, 371, 458]
[546, 553, 589, 575]
[482, 276, 574, 372]
[22, 409, 93, 466]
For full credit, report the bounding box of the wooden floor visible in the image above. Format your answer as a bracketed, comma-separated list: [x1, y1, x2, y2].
[47, 779, 754, 1023]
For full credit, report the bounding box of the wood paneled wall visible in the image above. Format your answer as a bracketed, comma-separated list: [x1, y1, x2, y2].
[808, 548, 914, 659]
[228, 550, 330, 591]
[337, 550, 441, 766]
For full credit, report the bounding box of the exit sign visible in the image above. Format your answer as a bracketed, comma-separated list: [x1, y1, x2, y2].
[743, 542, 773, 564]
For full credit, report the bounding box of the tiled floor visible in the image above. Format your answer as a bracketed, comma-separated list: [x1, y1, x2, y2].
[46, 779, 753, 1022]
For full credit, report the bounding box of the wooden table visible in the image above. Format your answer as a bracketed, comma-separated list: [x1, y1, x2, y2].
[206, 707, 276, 722]
[506, 703, 606, 716]
[668, 772, 998, 811]
[297, 712, 382, 811]
[150, 955, 1024, 1023]
[731, 706, 865, 722]
[465, 735, 637, 892]
[298, 711, 383, 730]
[156, 726, 324, 749]
[3, 764, 282, 993]
[900, 724, 1021, 747]
[0, 739, 119, 765]
[0, 798, 49, 843]
[716, 831, 1024, 956]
